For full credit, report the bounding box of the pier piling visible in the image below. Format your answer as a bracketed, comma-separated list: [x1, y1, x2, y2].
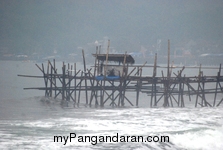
[18, 40, 223, 108]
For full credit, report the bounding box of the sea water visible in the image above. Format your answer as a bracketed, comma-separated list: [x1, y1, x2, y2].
[0, 61, 222, 150]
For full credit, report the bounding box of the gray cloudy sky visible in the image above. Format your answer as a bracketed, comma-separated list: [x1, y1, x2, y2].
[0, 0, 223, 55]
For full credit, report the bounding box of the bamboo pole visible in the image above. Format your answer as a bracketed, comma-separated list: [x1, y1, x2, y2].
[100, 40, 110, 107]
[67, 63, 70, 101]
[153, 53, 157, 77]
[213, 64, 221, 106]
[181, 75, 185, 107]
[77, 71, 83, 107]
[41, 63, 48, 97]
[90, 47, 98, 106]
[50, 61, 53, 97]
[97, 45, 101, 75]
[74, 63, 77, 106]
[195, 64, 202, 107]
[62, 64, 66, 101]
[167, 39, 170, 78]
[136, 68, 142, 107]
[53, 59, 56, 98]
[151, 53, 157, 107]
[154, 77, 157, 106]
[104, 40, 110, 76]
[121, 52, 127, 106]
[82, 49, 88, 105]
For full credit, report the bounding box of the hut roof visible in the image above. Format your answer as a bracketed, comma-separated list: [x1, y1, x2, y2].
[92, 54, 135, 64]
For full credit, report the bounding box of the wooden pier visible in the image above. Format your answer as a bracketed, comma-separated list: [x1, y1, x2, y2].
[18, 40, 223, 108]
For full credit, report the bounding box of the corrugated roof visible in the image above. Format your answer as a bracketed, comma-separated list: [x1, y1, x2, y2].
[92, 54, 135, 64]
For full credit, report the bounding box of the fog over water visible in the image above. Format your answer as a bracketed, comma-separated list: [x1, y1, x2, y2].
[0, 0, 223, 61]
[0, 0, 223, 149]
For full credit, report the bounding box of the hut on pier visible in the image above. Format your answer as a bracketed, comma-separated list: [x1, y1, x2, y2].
[17, 40, 223, 108]
[92, 54, 135, 80]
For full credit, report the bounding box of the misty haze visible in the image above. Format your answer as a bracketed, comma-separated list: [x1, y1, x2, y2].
[0, 0, 223, 150]
[0, 0, 223, 65]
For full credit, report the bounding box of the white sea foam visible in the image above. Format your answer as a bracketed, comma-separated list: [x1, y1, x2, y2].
[1, 106, 222, 149]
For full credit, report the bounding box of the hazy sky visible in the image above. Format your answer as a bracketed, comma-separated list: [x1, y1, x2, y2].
[0, 0, 223, 55]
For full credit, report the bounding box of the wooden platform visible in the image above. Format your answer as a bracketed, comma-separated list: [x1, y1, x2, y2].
[18, 40, 223, 108]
